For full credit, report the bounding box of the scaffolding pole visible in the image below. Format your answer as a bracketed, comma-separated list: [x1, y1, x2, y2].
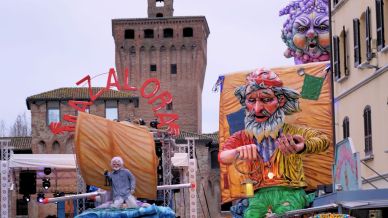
[76, 166, 86, 214]
[1, 139, 11, 218]
[162, 134, 173, 207]
[187, 137, 197, 218]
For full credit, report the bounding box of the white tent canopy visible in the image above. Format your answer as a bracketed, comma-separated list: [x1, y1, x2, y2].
[9, 154, 76, 169]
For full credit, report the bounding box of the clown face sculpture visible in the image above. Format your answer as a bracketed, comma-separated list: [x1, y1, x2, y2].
[280, 0, 330, 64]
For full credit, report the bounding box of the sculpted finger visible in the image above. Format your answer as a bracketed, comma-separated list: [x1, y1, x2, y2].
[278, 138, 288, 155]
[236, 147, 242, 158]
[286, 134, 294, 145]
[251, 144, 258, 160]
[289, 144, 297, 154]
[252, 146, 258, 160]
[246, 144, 253, 160]
[276, 140, 287, 155]
[242, 146, 248, 160]
[283, 136, 296, 154]
[282, 135, 289, 145]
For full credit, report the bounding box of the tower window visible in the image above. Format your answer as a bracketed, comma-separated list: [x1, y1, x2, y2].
[144, 29, 154, 38]
[183, 27, 193, 37]
[156, 0, 164, 7]
[170, 64, 177, 74]
[164, 28, 173, 38]
[156, 13, 164, 17]
[124, 29, 135, 39]
[150, 64, 157, 71]
[166, 102, 173, 110]
[130, 46, 136, 54]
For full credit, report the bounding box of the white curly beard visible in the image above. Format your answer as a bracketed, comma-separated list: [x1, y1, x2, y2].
[244, 109, 285, 142]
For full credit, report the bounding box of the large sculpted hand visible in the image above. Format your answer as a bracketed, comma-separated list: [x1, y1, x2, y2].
[236, 144, 258, 161]
[276, 133, 305, 155]
[219, 144, 258, 164]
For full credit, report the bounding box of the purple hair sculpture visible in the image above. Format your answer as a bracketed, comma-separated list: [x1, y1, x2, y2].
[280, 0, 330, 64]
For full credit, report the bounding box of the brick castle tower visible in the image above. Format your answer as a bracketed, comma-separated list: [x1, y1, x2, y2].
[112, 0, 209, 133]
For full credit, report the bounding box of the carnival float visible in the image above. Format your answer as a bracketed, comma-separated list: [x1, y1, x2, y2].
[3, 0, 387, 218]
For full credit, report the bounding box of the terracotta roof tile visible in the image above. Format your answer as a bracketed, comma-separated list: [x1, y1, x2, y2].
[202, 132, 219, 144]
[175, 130, 218, 144]
[26, 87, 138, 109]
[0, 137, 32, 150]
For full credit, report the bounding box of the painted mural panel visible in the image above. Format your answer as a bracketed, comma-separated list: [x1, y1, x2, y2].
[218, 62, 333, 214]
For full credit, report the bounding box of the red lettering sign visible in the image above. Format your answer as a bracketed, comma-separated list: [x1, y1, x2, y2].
[76, 75, 105, 101]
[148, 91, 173, 112]
[68, 100, 92, 112]
[51, 68, 181, 136]
[140, 78, 160, 98]
[106, 68, 121, 90]
[122, 68, 137, 91]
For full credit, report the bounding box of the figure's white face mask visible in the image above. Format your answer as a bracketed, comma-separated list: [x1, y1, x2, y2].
[111, 160, 122, 171]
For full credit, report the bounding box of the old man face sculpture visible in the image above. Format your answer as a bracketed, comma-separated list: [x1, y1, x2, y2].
[280, 0, 330, 64]
[235, 69, 300, 141]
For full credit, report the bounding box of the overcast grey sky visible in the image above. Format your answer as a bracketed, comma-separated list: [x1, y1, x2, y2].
[0, 0, 293, 134]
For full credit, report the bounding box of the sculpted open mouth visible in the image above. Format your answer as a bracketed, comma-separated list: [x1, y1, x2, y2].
[309, 43, 317, 49]
[255, 115, 268, 119]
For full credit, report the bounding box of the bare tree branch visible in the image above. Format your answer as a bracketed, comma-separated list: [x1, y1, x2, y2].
[9, 113, 31, 137]
[0, 120, 7, 137]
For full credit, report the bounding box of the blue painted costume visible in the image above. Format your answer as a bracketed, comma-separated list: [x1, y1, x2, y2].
[109, 168, 136, 200]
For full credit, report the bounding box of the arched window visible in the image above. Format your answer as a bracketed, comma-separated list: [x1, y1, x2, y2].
[342, 116, 350, 139]
[130, 46, 136, 54]
[144, 29, 154, 38]
[156, 13, 163, 17]
[363, 106, 372, 155]
[163, 28, 173, 38]
[52, 141, 60, 154]
[37, 141, 46, 153]
[64, 142, 73, 154]
[156, 0, 164, 7]
[183, 27, 193, 37]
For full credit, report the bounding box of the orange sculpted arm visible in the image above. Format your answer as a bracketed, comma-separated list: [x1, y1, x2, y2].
[219, 131, 258, 164]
